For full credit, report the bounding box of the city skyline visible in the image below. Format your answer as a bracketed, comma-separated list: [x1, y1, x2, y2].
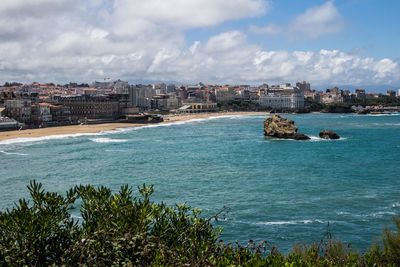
[0, 0, 399, 86]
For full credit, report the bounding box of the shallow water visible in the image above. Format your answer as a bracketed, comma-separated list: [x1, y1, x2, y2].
[0, 113, 399, 252]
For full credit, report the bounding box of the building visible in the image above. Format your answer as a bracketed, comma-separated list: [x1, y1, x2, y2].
[31, 103, 52, 126]
[151, 94, 181, 111]
[54, 95, 120, 120]
[355, 89, 366, 99]
[0, 116, 18, 131]
[387, 90, 396, 97]
[128, 85, 155, 110]
[215, 86, 238, 102]
[4, 99, 32, 124]
[321, 93, 344, 104]
[304, 91, 322, 103]
[49, 105, 72, 124]
[0, 91, 17, 104]
[296, 81, 311, 92]
[113, 80, 129, 94]
[166, 84, 176, 93]
[258, 84, 304, 110]
[259, 93, 304, 109]
[152, 83, 167, 95]
[320, 87, 344, 104]
[177, 102, 217, 113]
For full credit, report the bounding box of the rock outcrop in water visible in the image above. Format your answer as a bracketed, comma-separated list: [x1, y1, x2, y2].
[264, 115, 310, 140]
[319, 130, 340, 139]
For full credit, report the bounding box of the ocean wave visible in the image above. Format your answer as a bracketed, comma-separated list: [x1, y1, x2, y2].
[347, 211, 397, 219]
[0, 132, 107, 146]
[208, 114, 265, 120]
[371, 211, 397, 218]
[366, 113, 400, 117]
[309, 136, 347, 142]
[0, 150, 29, 156]
[308, 136, 328, 142]
[336, 211, 352, 215]
[255, 219, 324, 226]
[102, 115, 257, 133]
[0, 114, 263, 146]
[105, 149, 130, 152]
[371, 123, 400, 127]
[392, 202, 400, 208]
[99, 118, 212, 134]
[89, 138, 128, 143]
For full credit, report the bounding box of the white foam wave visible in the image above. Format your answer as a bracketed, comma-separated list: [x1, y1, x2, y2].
[392, 202, 400, 208]
[99, 118, 214, 134]
[89, 138, 128, 143]
[366, 113, 400, 117]
[336, 211, 351, 215]
[0, 122, 192, 146]
[0, 132, 104, 146]
[0, 150, 29, 156]
[103, 115, 257, 133]
[372, 123, 400, 127]
[208, 114, 265, 120]
[0, 114, 271, 145]
[105, 149, 130, 153]
[309, 136, 328, 142]
[309, 136, 347, 142]
[351, 211, 397, 219]
[371, 211, 397, 218]
[256, 219, 324, 226]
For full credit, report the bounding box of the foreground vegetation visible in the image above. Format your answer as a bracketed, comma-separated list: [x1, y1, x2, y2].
[1, 182, 400, 266]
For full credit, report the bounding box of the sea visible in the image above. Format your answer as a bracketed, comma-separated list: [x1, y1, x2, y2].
[0, 113, 399, 252]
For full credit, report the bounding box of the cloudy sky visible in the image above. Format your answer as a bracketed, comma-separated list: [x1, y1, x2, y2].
[0, 0, 399, 86]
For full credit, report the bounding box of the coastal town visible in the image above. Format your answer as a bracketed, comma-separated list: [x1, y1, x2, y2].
[0, 80, 399, 131]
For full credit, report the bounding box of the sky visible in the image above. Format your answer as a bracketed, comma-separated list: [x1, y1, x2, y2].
[0, 0, 399, 87]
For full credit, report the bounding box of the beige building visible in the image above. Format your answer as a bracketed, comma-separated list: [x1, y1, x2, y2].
[177, 102, 218, 113]
[56, 95, 120, 120]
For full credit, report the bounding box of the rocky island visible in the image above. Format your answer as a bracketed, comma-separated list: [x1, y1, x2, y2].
[264, 115, 310, 140]
[319, 130, 340, 139]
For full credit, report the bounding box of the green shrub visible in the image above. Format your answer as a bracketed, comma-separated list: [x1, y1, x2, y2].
[0, 181, 220, 266]
[1, 181, 400, 266]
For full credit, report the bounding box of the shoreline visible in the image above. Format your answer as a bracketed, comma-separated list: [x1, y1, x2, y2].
[0, 111, 267, 142]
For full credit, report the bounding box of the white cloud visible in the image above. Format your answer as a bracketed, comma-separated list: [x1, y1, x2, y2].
[113, 0, 267, 29]
[251, 1, 345, 39]
[110, 0, 268, 39]
[373, 59, 398, 79]
[205, 31, 247, 53]
[0, 1, 398, 86]
[290, 1, 344, 39]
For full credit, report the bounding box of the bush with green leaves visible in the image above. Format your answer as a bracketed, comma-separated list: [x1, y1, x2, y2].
[0, 181, 221, 266]
[1, 181, 400, 266]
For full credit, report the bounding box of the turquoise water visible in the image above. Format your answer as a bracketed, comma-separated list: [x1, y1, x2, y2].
[0, 113, 399, 252]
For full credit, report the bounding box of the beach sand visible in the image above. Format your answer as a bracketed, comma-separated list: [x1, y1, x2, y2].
[0, 111, 267, 142]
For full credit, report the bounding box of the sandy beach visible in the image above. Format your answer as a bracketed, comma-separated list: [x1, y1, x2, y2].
[0, 111, 267, 142]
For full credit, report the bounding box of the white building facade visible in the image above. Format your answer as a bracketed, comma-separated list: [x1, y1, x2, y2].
[259, 93, 304, 109]
[258, 84, 304, 109]
[128, 85, 155, 110]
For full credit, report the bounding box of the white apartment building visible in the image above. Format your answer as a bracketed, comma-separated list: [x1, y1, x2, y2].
[259, 93, 304, 109]
[128, 85, 155, 109]
[258, 84, 304, 109]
